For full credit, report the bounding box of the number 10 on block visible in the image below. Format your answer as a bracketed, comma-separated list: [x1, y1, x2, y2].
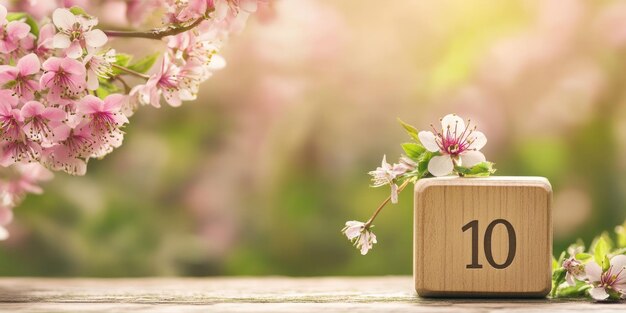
[414, 177, 552, 297]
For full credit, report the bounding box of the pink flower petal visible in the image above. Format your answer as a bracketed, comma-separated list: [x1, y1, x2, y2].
[0, 89, 17, 108]
[103, 94, 124, 111]
[17, 53, 41, 76]
[6, 21, 30, 39]
[0, 5, 7, 24]
[0, 207, 13, 226]
[86, 69, 98, 90]
[585, 261, 603, 283]
[20, 101, 45, 118]
[77, 95, 103, 114]
[42, 107, 66, 121]
[0, 66, 18, 84]
[65, 40, 83, 59]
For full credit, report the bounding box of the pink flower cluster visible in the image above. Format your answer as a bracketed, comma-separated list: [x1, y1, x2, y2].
[0, 0, 262, 239]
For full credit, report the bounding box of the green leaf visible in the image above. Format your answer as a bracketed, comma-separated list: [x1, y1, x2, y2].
[454, 162, 496, 177]
[6, 13, 39, 37]
[417, 151, 437, 178]
[127, 53, 160, 74]
[111, 53, 133, 76]
[95, 79, 119, 99]
[602, 254, 611, 272]
[401, 143, 426, 160]
[575, 253, 592, 262]
[594, 236, 609, 266]
[69, 6, 87, 16]
[397, 118, 420, 142]
[556, 281, 591, 298]
[616, 222, 626, 248]
[115, 53, 132, 67]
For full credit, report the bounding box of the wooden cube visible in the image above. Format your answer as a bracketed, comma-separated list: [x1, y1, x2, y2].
[413, 176, 552, 297]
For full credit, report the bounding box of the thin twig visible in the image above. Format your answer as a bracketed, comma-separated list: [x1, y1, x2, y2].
[103, 18, 205, 40]
[115, 76, 131, 94]
[364, 179, 411, 228]
[112, 64, 150, 79]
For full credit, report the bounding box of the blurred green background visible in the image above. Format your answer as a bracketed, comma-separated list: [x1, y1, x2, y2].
[1, 0, 626, 276]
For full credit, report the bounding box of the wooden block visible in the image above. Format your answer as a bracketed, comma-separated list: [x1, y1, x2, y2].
[413, 176, 552, 298]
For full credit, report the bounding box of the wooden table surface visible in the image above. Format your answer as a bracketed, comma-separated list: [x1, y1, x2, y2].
[0, 276, 624, 312]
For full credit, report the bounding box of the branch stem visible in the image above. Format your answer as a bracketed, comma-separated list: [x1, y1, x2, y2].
[364, 179, 411, 229]
[103, 18, 205, 40]
[112, 64, 150, 79]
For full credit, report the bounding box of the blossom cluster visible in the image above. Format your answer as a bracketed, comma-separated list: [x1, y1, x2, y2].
[552, 222, 626, 301]
[342, 114, 496, 255]
[0, 0, 261, 239]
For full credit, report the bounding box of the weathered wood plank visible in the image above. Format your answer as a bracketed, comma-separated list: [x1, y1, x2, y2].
[0, 277, 622, 312]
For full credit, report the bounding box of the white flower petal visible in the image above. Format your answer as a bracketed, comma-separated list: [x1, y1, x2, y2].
[0, 226, 7, 240]
[208, 54, 226, 70]
[84, 29, 108, 48]
[390, 183, 398, 204]
[468, 130, 487, 151]
[86, 70, 99, 90]
[52, 8, 76, 30]
[611, 255, 626, 272]
[585, 261, 603, 282]
[589, 287, 609, 300]
[428, 155, 454, 177]
[441, 114, 466, 135]
[418, 131, 440, 152]
[52, 33, 71, 49]
[565, 273, 575, 286]
[460, 150, 486, 167]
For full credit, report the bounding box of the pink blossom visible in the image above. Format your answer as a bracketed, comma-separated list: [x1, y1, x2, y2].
[40, 56, 86, 102]
[0, 139, 42, 167]
[0, 5, 31, 54]
[0, 53, 41, 101]
[52, 8, 107, 59]
[35, 23, 56, 58]
[418, 114, 487, 176]
[586, 255, 626, 300]
[178, 0, 216, 21]
[42, 122, 94, 175]
[342, 221, 377, 255]
[368, 155, 409, 204]
[0, 90, 20, 141]
[140, 55, 183, 107]
[83, 49, 115, 90]
[78, 94, 128, 135]
[21, 101, 66, 141]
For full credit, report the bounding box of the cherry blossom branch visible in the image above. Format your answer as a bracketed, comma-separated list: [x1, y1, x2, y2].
[364, 179, 411, 229]
[103, 18, 205, 40]
[111, 64, 150, 79]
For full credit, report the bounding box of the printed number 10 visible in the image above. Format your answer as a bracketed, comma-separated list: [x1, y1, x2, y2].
[461, 219, 516, 269]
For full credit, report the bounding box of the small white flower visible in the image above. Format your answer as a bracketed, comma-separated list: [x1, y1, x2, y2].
[368, 155, 408, 203]
[562, 257, 586, 286]
[585, 255, 626, 300]
[418, 114, 487, 177]
[52, 8, 107, 59]
[342, 221, 377, 255]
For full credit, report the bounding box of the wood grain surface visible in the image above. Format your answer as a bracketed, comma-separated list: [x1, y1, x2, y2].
[414, 176, 552, 297]
[0, 277, 623, 312]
